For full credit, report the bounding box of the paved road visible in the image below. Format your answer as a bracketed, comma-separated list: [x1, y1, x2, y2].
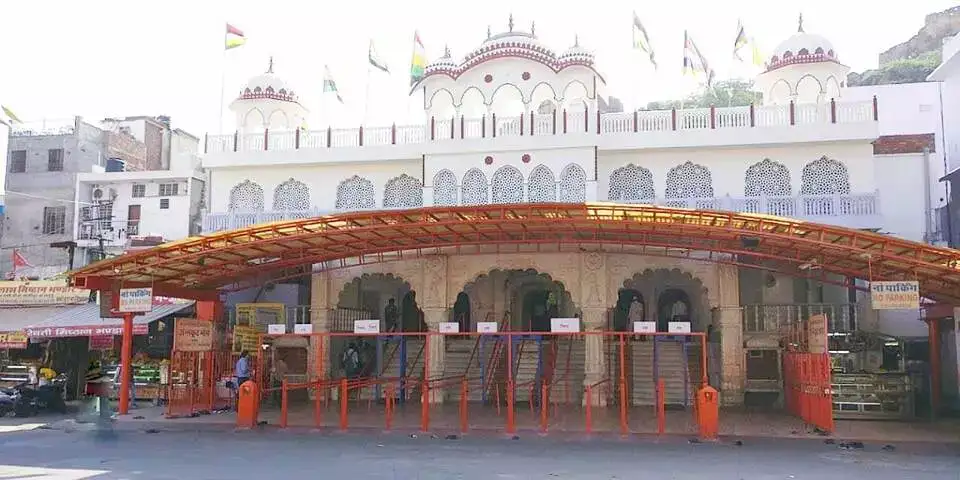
[0, 423, 958, 479]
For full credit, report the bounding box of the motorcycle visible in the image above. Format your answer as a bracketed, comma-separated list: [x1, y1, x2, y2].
[3, 374, 68, 417]
[0, 387, 18, 417]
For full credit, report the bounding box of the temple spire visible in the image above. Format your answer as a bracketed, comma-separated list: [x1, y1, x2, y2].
[508, 13, 514, 32]
[266, 56, 274, 74]
[487, 25, 492, 39]
[798, 13, 804, 33]
[531, 21, 536, 37]
[574, 34, 579, 47]
[444, 44, 451, 57]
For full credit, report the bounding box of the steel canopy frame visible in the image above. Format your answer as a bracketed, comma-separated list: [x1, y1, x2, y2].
[68, 203, 960, 303]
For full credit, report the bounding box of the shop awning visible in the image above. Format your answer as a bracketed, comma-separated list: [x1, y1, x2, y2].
[0, 301, 194, 338]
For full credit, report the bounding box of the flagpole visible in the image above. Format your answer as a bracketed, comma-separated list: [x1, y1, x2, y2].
[364, 62, 373, 126]
[218, 25, 228, 134]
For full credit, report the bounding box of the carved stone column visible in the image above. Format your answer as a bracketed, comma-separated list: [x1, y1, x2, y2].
[309, 271, 330, 400]
[420, 256, 448, 404]
[714, 264, 743, 405]
[582, 307, 607, 406]
[423, 307, 447, 404]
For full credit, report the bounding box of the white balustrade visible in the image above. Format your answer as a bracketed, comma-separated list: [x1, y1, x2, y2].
[204, 99, 878, 153]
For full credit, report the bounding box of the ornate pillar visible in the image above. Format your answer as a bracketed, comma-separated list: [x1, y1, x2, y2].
[309, 271, 330, 400]
[582, 307, 607, 406]
[580, 253, 607, 406]
[716, 264, 744, 405]
[421, 256, 448, 404]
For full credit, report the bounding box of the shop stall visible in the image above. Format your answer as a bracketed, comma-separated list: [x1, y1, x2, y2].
[829, 331, 915, 419]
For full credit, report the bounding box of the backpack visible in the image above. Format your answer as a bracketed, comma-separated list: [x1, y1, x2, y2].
[341, 346, 361, 377]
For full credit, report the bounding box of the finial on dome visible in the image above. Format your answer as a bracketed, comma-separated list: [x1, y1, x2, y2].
[266, 56, 274, 74]
[487, 25, 492, 39]
[798, 13, 804, 33]
[574, 34, 580, 47]
[444, 44, 451, 57]
[531, 21, 536, 37]
[508, 13, 514, 32]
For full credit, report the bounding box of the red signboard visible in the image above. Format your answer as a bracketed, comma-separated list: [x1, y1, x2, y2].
[88, 335, 115, 350]
[0, 331, 28, 349]
[25, 324, 148, 339]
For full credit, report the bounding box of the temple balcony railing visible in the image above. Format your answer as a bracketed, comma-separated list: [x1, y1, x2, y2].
[201, 191, 880, 234]
[204, 99, 878, 154]
[742, 303, 858, 335]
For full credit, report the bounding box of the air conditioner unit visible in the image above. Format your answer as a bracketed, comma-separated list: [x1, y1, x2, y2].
[92, 187, 104, 200]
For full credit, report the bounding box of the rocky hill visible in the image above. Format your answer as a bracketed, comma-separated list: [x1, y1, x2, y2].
[848, 5, 960, 86]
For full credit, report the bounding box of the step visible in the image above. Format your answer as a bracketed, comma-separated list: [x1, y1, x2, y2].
[629, 340, 695, 406]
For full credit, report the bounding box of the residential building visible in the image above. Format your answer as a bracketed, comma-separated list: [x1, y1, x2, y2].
[100, 116, 201, 172]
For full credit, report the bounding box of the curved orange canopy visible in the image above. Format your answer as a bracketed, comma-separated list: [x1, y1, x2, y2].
[68, 203, 960, 303]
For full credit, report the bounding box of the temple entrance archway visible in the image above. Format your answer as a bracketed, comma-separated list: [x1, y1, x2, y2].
[457, 268, 577, 331]
[615, 268, 709, 333]
[335, 273, 423, 332]
[611, 289, 646, 332]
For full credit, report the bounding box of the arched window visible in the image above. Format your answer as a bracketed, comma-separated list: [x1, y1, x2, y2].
[272, 178, 310, 211]
[744, 159, 792, 197]
[491, 166, 524, 204]
[335, 175, 376, 210]
[383, 174, 423, 208]
[527, 165, 556, 202]
[461, 168, 489, 205]
[800, 157, 850, 195]
[559, 164, 587, 203]
[229, 180, 265, 211]
[665, 161, 714, 199]
[433, 170, 458, 206]
[608, 164, 655, 202]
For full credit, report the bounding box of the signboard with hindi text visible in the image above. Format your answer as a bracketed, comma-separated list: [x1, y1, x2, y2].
[173, 318, 214, 352]
[477, 322, 498, 333]
[118, 287, 154, 313]
[88, 335, 114, 351]
[550, 318, 580, 333]
[870, 281, 920, 310]
[25, 324, 148, 339]
[0, 280, 89, 306]
[633, 321, 656, 333]
[232, 325, 258, 355]
[439, 322, 460, 333]
[353, 320, 380, 334]
[0, 331, 28, 349]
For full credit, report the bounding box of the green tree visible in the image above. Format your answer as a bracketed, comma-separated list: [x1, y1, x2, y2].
[644, 79, 761, 110]
[847, 51, 941, 86]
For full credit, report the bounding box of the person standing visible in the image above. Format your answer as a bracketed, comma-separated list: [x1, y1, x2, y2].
[234, 351, 251, 409]
[384, 298, 399, 332]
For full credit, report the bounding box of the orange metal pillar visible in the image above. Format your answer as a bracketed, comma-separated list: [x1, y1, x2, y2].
[506, 332, 515, 434]
[695, 385, 719, 440]
[618, 333, 627, 435]
[927, 318, 941, 415]
[236, 380, 259, 428]
[421, 333, 431, 433]
[118, 312, 134, 415]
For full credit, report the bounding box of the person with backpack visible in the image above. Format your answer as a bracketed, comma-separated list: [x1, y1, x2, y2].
[341, 341, 362, 379]
[384, 298, 399, 332]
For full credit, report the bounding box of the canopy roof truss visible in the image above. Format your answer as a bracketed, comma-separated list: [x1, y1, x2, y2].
[68, 203, 960, 303]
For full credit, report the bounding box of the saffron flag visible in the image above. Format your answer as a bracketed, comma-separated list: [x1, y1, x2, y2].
[1, 105, 22, 124]
[682, 31, 715, 87]
[632, 12, 657, 69]
[410, 31, 427, 86]
[369, 40, 389, 73]
[733, 21, 765, 67]
[225, 23, 246, 50]
[323, 65, 344, 103]
[12, 249, 31, 270]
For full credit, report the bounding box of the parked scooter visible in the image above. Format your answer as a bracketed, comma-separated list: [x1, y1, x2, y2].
[5, 374, 68, 417]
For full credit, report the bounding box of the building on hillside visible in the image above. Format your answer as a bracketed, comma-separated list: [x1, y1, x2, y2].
[73, 170, 205, 262]
[71, 16, 960, 418]
[931, 33, 960, 248]
[100, 116, 201, 172]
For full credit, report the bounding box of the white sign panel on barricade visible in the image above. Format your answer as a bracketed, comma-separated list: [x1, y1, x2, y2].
[267, 324, 286, 335]
[353, 320, 381, 334]
[439, 322, 460, 333]
[550, 318, 580, 333]
[668, 322, 691, 333]
[118, 287, 153, 313]
[293, 324, 314, 334]
[633, 321, 657, 333]
[477, 322, 498, 333]
[870, 281, 920, 310]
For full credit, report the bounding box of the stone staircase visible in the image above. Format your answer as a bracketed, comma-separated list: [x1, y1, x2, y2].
[629, 339, 695, 406]
[509, 340, 542, 402]
[443, 337, 484, 402]
[360, 338, 425, 401]
[545, 338, 586, 405]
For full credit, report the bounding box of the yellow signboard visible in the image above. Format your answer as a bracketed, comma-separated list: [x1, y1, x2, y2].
[0, 280, 89, 306]
[0, 331, 27, 349]
[871, 281, 920, 310]
[232, 325, 259, 356]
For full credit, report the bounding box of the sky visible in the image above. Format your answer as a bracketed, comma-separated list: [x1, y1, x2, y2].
[0, 0, 956, 137]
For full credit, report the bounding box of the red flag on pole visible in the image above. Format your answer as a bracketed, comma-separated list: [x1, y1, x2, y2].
[12, 249, 32, 269]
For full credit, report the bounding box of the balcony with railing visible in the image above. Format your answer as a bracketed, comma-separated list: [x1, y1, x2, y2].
[204, 99, 878, 154]
[742, 303, 858, 335]
[201, 190, 880, 233]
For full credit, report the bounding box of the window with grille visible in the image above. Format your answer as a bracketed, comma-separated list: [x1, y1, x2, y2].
[9, 151, 26, 173]
[160, 198, 170, 209]
[47, 149, 64, 171]
[132, 184, 146, 198]
[159, 183, 179, 196]
[42, 206, 66, 235]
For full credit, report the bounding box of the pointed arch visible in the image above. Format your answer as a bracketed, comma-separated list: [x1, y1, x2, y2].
[744, 159, 792, 197]
[665, 161, 714, 199]
[559, 163, 586, 203]
[272, 178, 310, 211]
[527, 165, 556, 203]
[608, 164, 655, 202]
[492, 165, 524, 204]
[335, 175, 376, 210]
[433, 169, 458, 206]
[229, 180, 265, 211]
[383, 174, 424, 208]
[461, 168, 489, 205]
[800, 156, 850, 195]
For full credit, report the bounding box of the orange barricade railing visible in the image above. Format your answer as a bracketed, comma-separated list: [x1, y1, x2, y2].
[784, 352, 833, 433]
[166, 350, 237, 419]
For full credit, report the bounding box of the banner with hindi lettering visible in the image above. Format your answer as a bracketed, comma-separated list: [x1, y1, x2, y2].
[0, 331, 27, 349]
[870, 281, 920, 310]
[0, 280, 89, 306]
